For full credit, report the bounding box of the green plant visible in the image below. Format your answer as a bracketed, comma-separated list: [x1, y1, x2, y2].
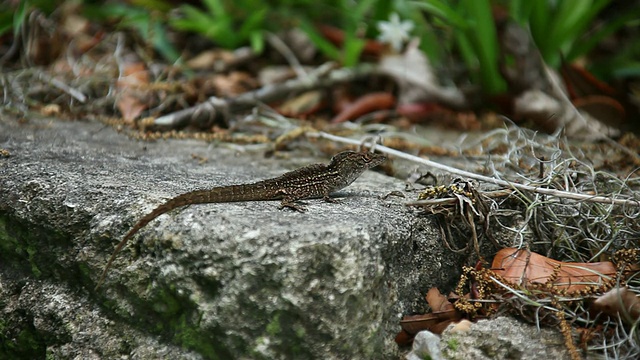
[0, 1, 25, 38]
[170, 0, 268, 53]
[299, 0, 444, 67]
[84, 1, 180, 62]
[446, 338, 459, 351]
[408, 0, 640, 95]
[300, 0, 378, 67]
[509, 0, 640, 68]
[412, 0, 506, 95]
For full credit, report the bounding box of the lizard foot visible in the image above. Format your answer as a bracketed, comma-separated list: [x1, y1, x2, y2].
[279, 201, 307, 212]
[322, 196, 340, 203]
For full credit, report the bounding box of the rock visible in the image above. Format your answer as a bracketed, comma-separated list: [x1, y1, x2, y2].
[0, 115, 466, 359]
[2, 115, 568, 359]
[406, 330, 443, 360]
[439, 316, 570, 360]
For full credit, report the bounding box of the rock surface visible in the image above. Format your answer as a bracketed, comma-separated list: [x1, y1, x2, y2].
[0, 115, 570, 359]
[439, 316, 569, 360]
[404, 317, 569, 360]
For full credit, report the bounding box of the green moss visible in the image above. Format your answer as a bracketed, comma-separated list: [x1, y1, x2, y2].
[152, 286, 183, 317]
[78, 262, 92, 280]
[447, 338, 459, 351]
[26, 245, 41, 277]
[172, 314, 220, 360]
[0, 217, 17, 254]
[266, 313, 281, 336]
[0, 324, 45, 358]
[0, 215, 44, 277]
[134, 286, 232, 359]
[293, 323, 306, 338]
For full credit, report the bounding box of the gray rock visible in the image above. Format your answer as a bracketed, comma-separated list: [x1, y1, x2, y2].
[0, 115, 468, 359]
[406, 331, 443, 360]
[439, 316, 570, 360]
[2, 115, 572, 359]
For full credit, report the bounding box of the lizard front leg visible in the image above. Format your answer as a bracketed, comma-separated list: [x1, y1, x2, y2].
[322, 194, 339, 203]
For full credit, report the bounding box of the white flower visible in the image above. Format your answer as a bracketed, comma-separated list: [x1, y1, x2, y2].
[377, 13, 414, 52]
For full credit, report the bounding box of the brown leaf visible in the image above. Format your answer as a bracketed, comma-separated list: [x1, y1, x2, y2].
[573, 95, 626, 128]
[278, 90, 325, 117]
[116, 62, 150, 123]
[426, 287, 451, 312]
[396, 287, 464, 346]
[491, 248, 616, 292]
[394, 329, 414, 346]
[399, 313, 440, 335]
[426, 287, 461, 323]
[116, 95, 148, 124]
[561, 63, 616, 98]
[212, 71, 259, 97]
[592, 287, 640, 324]
[331, 92, 395, 123]
[317, 24, 385, 57]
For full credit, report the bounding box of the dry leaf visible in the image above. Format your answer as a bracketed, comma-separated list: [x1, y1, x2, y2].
[491, 248, 616, 292]
[592, 287, 640, 324]
[396, 287, 464, 345]
[278, 90, 325, 117]
[331, 92, 395, 123]
[212, 71, 258, 97]
[116, 62, 150, 123]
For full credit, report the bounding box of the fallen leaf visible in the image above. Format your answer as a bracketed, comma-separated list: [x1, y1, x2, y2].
[317, 24, 385, 57]
[331, 92, 395, 123]
[491, 248, 616, 292]
[396, 287, 464, 345]
[278, 90, 325, 117]
[116, 62, 150, 123]
[592, 286, 640, 324]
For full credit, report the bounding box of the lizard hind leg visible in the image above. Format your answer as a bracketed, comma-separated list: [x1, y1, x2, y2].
[279, 197, 307, 212]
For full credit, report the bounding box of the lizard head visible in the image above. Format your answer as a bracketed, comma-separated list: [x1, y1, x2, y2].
[328, 150, 387, 179]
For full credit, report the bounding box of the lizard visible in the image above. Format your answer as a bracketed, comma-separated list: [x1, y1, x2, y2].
[95, 150, 387, 289]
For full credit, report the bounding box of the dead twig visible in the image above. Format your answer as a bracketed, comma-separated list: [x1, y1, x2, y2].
[153, 62, 377, 130]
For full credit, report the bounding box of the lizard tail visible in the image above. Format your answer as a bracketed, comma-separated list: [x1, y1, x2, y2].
[95, 186, 267, 290]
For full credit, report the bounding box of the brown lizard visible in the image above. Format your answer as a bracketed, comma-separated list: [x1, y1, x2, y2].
[95, 150, 386, 289]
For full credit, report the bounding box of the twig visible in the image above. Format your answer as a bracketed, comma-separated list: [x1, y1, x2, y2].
[38, 71, 87, 103]
[308, 131, 640, 208]
[264, 32, 308, 79]
[153, 62, 377, 130]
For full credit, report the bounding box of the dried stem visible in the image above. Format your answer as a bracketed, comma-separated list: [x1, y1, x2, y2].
[309, 131, 640, 208]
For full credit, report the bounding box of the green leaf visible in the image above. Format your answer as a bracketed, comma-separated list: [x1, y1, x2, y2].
[202, 0, 226, 18]
[238, 7, 267, 40]
[354, 0, 376, 18]
[567, 6, 640, 62]
[397, 1, 443, 63]
[250, 31, 264, 54]
[172, 5, 213, 32]
[410, 0, 468, 29]
[509, 0, 535, 25]
[460, 0, 504, 94]
[528, 0, 550, 57]
[151, 21, 180, 62]
[12, 0, 28, 36]
[342, 32, 366, 67]
[300, 20, 340, 60]
[548, 0, 610, 61]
